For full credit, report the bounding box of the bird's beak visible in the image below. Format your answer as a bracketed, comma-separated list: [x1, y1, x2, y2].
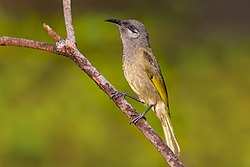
[105, 19, 122, 26]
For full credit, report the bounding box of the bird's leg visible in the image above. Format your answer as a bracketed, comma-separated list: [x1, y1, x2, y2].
[111, 91, 144, 104]
[130, 104, 154, 124]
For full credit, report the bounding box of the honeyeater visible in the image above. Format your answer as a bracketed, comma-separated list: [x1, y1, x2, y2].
[106, 19, 180, 156]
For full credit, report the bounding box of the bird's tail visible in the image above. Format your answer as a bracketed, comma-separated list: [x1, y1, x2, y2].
[154, 101, 180, 156]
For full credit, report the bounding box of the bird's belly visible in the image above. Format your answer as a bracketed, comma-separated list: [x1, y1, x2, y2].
[123, 66, 159, 105]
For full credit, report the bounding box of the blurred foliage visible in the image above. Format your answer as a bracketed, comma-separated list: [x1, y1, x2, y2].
[0, 0, 250, 167]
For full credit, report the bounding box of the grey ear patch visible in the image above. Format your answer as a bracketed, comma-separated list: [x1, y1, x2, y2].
[127, 28, 140, 39]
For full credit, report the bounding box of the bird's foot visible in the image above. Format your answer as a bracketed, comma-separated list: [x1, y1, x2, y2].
[111, 91, 144, 103]
[111, 91, 126, 100]
[130, 104, 154, 124]
[130, 113, 146, 124]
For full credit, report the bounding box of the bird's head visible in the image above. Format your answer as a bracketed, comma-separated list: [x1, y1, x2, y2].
[105, 19, 150, 47]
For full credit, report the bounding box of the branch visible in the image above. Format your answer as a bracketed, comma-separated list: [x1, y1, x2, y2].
[0, 0, 184, 166]
[43, 23, 62, 42]
[63, 0, 76, 43]
[0, 36, 57, 53]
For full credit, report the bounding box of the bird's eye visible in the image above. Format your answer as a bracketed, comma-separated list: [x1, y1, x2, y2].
[125, 24, 140, 38]
[127, 25, 137, 33]
[128, 25, 133, 30]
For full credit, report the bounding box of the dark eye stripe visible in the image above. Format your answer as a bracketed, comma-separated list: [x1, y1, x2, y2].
[127, 25, 137, 33]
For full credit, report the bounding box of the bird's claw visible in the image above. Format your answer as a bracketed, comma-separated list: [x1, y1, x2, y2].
[111, 91, 125, 100]
[130, 114, 146, 125]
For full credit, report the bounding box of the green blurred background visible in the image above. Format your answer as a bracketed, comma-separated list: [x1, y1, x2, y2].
[0, 0, 250, 166]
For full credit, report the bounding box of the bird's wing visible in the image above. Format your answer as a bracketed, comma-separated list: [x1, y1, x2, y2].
[141, 49, 169, 108]
[150, 74, 169, 106]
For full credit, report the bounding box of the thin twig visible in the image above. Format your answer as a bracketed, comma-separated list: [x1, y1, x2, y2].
[0, 36, 57, 54]
[63, 0, 76, 43]
[43, 23, 62, 42]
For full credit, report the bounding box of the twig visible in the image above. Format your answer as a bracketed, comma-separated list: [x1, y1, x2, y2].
[0, 36, 57, 54]
[43, 23, 62, 42]
[63, 0, 76, 43]
[0, 0, 184, 166]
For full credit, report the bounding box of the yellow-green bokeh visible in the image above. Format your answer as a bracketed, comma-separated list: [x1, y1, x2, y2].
[0, 0, 250, 167]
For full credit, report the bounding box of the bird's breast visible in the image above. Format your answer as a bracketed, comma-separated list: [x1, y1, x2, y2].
[122, 54, 159, 105]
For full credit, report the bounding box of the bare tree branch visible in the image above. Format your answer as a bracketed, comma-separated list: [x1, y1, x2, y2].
[0, 36, 58, 53]
[0, 0, 184, 166]
[63, 0, 76, 43]
[43, 23, 62, 42]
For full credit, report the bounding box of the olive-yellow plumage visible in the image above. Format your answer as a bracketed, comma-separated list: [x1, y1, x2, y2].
[106, 19, 180, 156]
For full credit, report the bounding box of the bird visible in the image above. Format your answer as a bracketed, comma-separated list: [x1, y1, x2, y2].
[105, 18, 180, 156]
